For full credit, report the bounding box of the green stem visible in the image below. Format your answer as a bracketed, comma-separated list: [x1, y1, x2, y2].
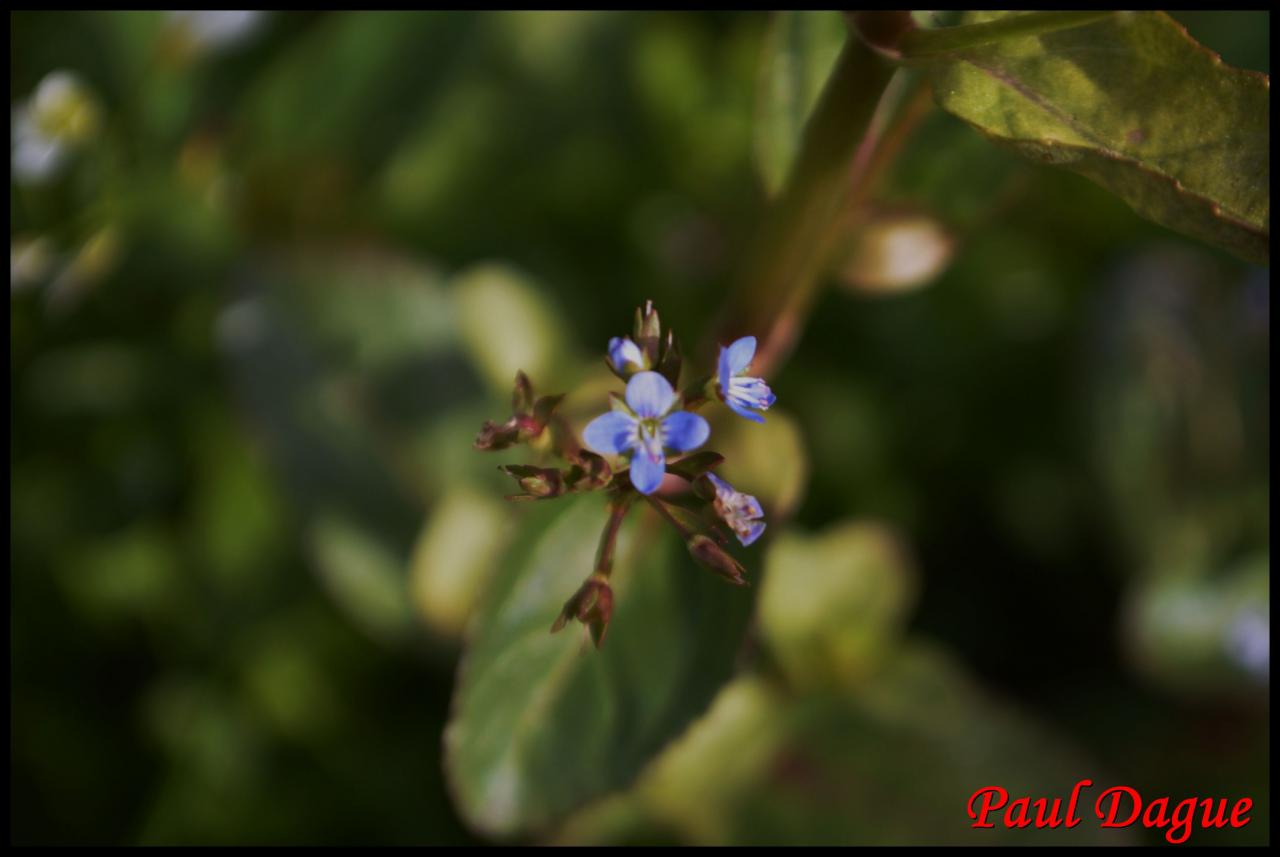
[594, 492, 635, 576]
[896, 11, 1115, 61]
[721, 17, 898, 377]
[643, 494, 695, 541]
[679, 374, 714, 411]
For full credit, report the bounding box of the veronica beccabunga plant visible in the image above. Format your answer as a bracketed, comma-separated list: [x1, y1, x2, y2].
[473, 301, 774, 647]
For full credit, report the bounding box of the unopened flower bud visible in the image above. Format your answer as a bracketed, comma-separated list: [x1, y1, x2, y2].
[634, 300, 663, 368]
[687, 534, 748, 586]
[529, 393, 565, 435]
[565, 451, 612, 492]
[550, 574, 614, 648]
[657, 329, 683, 388]
[474, 375, 564, 451]
[607, 336, 649, 379]
[511, 370, 535, 415]
[499, 464, 567, 500]
[474, 419, 521, 451]
[703, 473, 766, 547]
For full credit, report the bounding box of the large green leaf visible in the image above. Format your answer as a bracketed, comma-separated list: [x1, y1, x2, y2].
[758, 520, 916, 688]
[926, 12, 1269, 264]
[558, 517, 1124, 844]
[559, 643, 1129, 845]
[443, 494, 754, 838]
[308, 512, 416, 645]
[409, 484, 514, 641]
[753, 11, 847, 197]
[452, 263, 573, 396]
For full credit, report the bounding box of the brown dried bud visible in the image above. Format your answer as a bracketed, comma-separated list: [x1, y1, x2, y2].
[550, 574, 614, 648]
[657, 329, 682, 388]
[565, 451, 612, 492]
[475, 375, 566, 451]
[634, 299, 663, 368]
[512, 370, 535, 415]
[528, 393, 565, 435]
[500, 464, 566, 499]
[687, 534, 748, 586]
[474, 419, 521, 451]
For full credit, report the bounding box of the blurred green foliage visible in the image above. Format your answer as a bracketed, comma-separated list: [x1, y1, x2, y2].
[10, 10, 1268, 845]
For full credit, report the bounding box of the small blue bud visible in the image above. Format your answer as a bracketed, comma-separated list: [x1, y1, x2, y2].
[607, 336, 649, 377]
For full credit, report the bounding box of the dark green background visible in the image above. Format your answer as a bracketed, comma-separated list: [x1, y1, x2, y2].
[10, 11, 1269, 845]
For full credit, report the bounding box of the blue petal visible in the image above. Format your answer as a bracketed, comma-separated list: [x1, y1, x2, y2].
[733, 377, 774, 407]
[630, 447, 666, 494]
[582, 411, 636, 455]
[704, 472, 732, 498]
[608, 336, 645, 372]
[725, 336, 757, 375]
[738, 520, 766, 547]
[726, 398, 765, 423]
[662, 411, 709, 453]
[625, 370, 676, 419]
[717, 344, 732, 396]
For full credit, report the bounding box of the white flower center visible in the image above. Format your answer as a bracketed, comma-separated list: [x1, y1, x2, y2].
[634, 419, 665, 462]
[728, 376, 771, 409]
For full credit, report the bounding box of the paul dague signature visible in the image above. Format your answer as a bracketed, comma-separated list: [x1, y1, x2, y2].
[968, 780, 1253, 844]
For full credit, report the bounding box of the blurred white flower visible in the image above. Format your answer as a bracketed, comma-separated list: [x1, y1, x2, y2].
[11, 235, 56, 293]
[12, 112, 64, 182]
[840, 211, 955, 295]
[11, 71, 100, 184]
[1225, 607, 1269, 682]
[45, 227, 122, 316]
[167, 11, 265, 55]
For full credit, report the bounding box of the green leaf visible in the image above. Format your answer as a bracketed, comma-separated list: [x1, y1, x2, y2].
[758, 520, 916, 688]
[443, 494, 754, 838]
[57, 524, 181, 624]
[560, 644, 1128, 845]
[284, 251, 456, 371]
[927, 11, 1269, 264]
[408, 485, 513, 640]
[709, 407, 808, 519]
[452, 263, 572, 396]
[898, 11, 1117, 60]
[308, 512, 415, 645]
[753, 12, 847, 197]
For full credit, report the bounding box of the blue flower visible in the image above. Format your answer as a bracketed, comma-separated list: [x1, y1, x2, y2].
[717, 336, 775, 423]
[607, 336, 648, 375]
[583, 371, 709, 495]
[704, 473, 766, 546]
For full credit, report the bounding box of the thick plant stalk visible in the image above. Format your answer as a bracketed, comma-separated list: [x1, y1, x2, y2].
[719, 12, 1120, 377]
[721, 13, 903, 377]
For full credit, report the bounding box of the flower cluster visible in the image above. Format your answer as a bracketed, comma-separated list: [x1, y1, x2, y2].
[582, 372, 708, 495]
[474, 301, 776, 647]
